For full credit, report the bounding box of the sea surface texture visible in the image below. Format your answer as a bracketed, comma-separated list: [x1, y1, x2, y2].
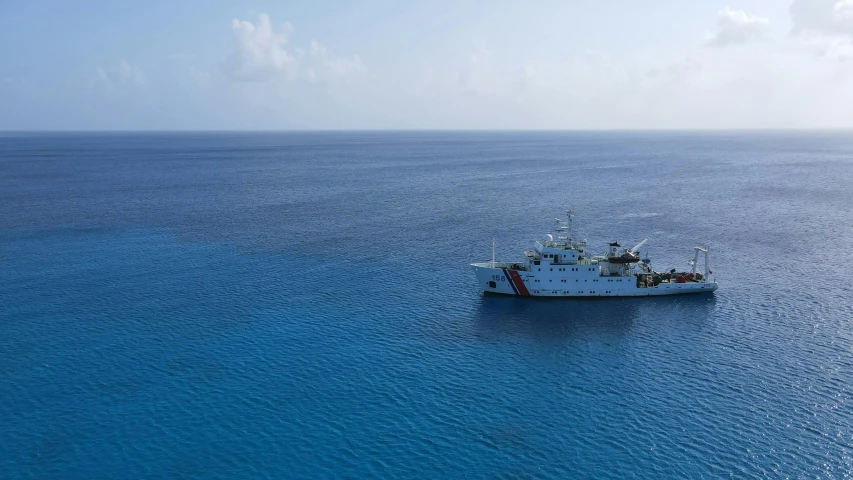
[1, 132, 852, 478]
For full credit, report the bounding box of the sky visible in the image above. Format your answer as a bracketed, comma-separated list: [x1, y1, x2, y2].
[2, 0, 853, 130]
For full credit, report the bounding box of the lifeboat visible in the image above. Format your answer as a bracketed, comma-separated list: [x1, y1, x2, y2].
[608, 252, 640, 264]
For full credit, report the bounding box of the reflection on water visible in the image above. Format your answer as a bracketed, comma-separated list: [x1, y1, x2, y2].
[473, 293, 717, 343]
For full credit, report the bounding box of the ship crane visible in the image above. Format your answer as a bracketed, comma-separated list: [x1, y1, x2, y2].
[628, 238, 648, 255]
[689, 245, 712, 281]
[628, 238, 650, 273]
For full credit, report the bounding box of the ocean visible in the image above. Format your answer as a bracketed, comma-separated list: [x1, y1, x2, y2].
[1, 131, 851, 478]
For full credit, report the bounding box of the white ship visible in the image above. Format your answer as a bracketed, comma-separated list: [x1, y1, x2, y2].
[472, 210, 718, 297]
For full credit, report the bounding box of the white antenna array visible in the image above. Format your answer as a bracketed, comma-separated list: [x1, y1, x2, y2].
[554, 209, 579, 246]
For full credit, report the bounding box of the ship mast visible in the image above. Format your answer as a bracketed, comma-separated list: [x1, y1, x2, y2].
[566, 209, 577, 242]
[556, 209, 585, 251]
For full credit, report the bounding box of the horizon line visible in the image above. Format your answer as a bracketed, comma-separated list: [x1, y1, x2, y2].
[3, 127, 853, 134]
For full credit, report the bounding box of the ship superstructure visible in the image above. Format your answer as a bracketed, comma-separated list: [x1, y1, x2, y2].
[471, 210, 718, 297]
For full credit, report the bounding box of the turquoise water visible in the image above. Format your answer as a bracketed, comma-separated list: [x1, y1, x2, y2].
[1, 132, 852, 478]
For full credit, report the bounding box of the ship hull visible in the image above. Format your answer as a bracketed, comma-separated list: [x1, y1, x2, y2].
[472, 263, 717, 297]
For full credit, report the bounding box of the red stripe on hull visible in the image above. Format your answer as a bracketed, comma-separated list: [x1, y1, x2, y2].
[506, 270, 530, 296]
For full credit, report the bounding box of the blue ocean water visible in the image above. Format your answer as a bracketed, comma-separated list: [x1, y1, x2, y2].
[1, 131, 852, 478]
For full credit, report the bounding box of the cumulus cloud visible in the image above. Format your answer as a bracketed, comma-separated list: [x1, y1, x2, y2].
[221, 13, 366, 83]
[705, 7, 770, 47]
[790, 0, 853, 37]
[789, 0, 853, 60]
[95, 60, 144, 88]
[221, 13, 296, 81]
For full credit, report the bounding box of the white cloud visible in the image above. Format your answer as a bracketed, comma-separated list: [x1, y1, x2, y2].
[790, 0, 853, 36]
[94, 60, 144, 89]
[705, 7, 770, 47]
[836, 0, 853, 15]
[795, 34, 853, 60]
[221, 13, 296, 81]
[308, 40, 366, 82]
[789, 0, 853, 60]
[221, 13, 366, 84]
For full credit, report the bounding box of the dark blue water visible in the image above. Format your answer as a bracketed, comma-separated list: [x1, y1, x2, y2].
[2, 131, 852, 478]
